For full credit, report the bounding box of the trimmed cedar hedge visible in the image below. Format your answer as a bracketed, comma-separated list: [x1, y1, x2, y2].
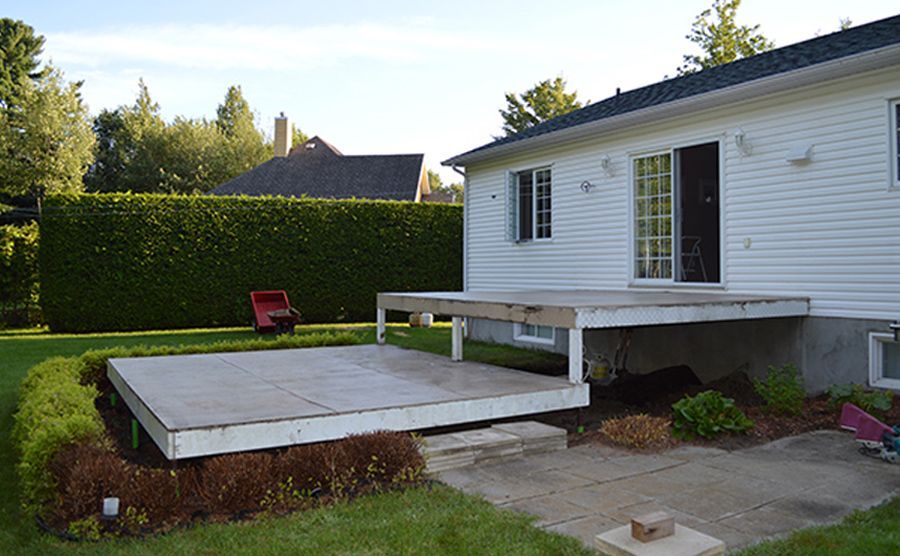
[40, 193, 462, 332]
[0, 222, 41, 327]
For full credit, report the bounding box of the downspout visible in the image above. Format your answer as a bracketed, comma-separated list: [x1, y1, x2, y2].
[452, 165, 470, 338]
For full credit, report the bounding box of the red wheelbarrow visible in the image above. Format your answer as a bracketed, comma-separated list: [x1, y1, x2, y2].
[250, 290, 301, 334]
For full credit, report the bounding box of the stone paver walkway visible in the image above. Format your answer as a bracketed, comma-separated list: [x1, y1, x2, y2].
[437, 430, 900, 552]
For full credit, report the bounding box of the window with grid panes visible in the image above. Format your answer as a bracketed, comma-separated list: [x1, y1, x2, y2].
[633, 153, 673, 279]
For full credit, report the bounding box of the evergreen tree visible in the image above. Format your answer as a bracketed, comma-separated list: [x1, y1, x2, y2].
[678, 0, 774, 75]
[0, 18, 46, 109]
[499, 77, 583, 137]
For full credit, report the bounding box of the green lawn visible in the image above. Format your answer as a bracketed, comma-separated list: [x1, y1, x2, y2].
[735, 496, 900, 556]
[0, 324, 580, 555]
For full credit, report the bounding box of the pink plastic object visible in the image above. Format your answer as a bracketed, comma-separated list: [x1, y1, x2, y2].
[839, 403, 868, 431]
[853, 412, 892, 444]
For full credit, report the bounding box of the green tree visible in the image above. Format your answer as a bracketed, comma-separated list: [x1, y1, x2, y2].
[426, 170, 463, 203]
[291, 124, 309, 149]
[0, 18, 46, 108]
[499, 77, 583, 137]
[212, 85, 268, 184]
[0, 67, 94, 210]
[678, 0, 774, 75]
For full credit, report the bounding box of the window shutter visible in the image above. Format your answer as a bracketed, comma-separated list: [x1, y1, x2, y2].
[505, 171, 517, 242]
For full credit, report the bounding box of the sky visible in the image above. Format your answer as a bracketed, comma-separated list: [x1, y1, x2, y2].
[6, 1, 899, 184]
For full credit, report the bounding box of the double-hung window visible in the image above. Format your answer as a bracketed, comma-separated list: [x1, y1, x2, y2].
[891, 99, 900, 188]
[508, 167, 551, 242]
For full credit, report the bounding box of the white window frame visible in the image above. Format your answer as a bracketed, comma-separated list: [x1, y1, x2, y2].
[869, 332, 900, 390]
[890, 99, 900, 190]
[627, 137, 726, 287]
[514, 323, 556, 345]
[512, 166, 552, 243]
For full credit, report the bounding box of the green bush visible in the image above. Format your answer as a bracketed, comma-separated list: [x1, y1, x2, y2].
[0, 222, 41, 327]
[14, 331, 361, 511]
[40, 193, 462, 332]
[827, 383, 894, 416]
[753, 363, 805, 415]
[672, 390, 754, 440]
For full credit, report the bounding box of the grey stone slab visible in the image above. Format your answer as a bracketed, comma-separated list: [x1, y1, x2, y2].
[659, 487, 757, 522]
[604, 454, 684, 473]
[492, 420, 568, 452]
[546, 515, 621, 550]
[567, 459, 655, 483]
[454, 428, 522, 462]
[665, 445, 729, 462]
[765, 490, 856, 524]
[595, 524, 725, 556]
[526, 469, 596, 493]
[501, 493, 594, 527]
[718, 504, 815, 538]
[465, 477, 551, 504]
[688, 521, 753, 552]
[563, 483, 653, 513]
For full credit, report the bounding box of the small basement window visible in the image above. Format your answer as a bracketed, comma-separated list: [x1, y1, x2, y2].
[869, 332, 900, 390]
[514, 323, 555, 345]
[507, 167, 551, 242]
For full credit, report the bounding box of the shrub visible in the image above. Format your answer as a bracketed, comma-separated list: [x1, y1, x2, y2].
[40, 193, 463, 332]
[197, 452, 276, 516]
[827, 383, 894, 416]
[753, 363, 805, 415]
[672, 390, 754, 440]
[599, 414, 673, 449]
[0, 222, 40, 327]
[14, 331, 361, 511]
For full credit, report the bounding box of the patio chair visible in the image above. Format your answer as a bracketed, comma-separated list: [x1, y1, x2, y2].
[680, 236, 708, 282]
[250, 290, 302, 334]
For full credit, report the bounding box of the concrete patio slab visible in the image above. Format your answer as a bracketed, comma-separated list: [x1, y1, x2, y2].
[108, 344, 588, 459]
[437, 430, 900, 552]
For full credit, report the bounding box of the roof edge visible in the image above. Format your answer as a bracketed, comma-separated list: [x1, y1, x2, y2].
[443, 42, 900, 167]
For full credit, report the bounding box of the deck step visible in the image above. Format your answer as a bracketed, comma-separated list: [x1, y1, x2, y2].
[423, 421, 567, 473]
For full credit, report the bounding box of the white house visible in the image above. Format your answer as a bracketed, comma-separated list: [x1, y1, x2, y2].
[383, 15, 900, 393]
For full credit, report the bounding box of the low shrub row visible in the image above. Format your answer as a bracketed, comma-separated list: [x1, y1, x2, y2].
[13, 331, 361, 514]
[0, 221, 40, 327]
[40, 193, 463, 332]
[49, 431, 424, 538]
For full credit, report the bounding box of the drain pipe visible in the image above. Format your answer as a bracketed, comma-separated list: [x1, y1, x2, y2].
[452, 165, 469, 338]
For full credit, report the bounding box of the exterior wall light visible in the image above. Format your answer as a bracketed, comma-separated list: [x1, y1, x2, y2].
[734, 128, 751, 156]
[890, 320, 900, 342]
[599, 155, 614, 177]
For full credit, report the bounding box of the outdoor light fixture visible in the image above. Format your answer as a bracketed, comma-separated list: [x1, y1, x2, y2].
[102, 497, 120, 520]
[890, 320, 900, 342]
[580, 180, 595, 193]
[734, 128, 751, 156]
[599, 155, 614, 177]
[786, 143, 813, 163]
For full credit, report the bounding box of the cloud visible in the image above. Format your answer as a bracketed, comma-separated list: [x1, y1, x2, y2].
[45, 21, 517, 72]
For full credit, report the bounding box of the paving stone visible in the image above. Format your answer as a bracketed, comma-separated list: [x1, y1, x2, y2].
[688, 521, 753, 552]
[595, 524, 725, 556]
[766, 490, 856, 524]
[501, 492, 594, 526]
[604, 454, 684, 474]
[492, 421, 568, 454]
[718, 504, 815, 538]
[473, 454, 561, 479]
[637, 462, 731, 492]
[664, 445, 729, 462]
[566, 459, 647, 483]
[453, 428, 522, 462]
[464, 477, 550, 504]
[435, 467, 496, 489]
[658, 487, 755, 522]
[563, 483, 653, 513]
[524, 469, 597, 494]
[610, 471, 700, 499]
[423, 433, 475, 472]
[546, 514, 621, 549]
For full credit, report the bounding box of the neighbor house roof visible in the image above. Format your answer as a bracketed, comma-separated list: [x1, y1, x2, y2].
[210, 136, 425, 201]
[444, 14, 900, 166]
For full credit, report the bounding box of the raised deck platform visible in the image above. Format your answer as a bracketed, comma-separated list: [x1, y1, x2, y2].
[108, 344, 588, 460]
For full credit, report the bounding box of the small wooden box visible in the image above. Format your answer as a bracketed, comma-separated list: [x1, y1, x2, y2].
[631, 511, 675, 543]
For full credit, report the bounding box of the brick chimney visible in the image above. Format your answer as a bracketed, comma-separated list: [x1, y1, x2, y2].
[273, 112, 290, 157]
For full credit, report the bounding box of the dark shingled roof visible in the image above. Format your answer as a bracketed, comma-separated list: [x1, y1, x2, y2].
[446, 14, 900, 164]
[210, 136, 424, 201]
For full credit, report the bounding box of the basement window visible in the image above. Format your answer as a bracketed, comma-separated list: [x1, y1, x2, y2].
[514, 323, 555, 345]
[869, 333, 900, 390]
[507, 167, 551, 242]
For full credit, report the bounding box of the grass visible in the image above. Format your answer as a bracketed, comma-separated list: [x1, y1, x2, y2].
[0, 323, 576, 555]
[736, 496, 900, 555]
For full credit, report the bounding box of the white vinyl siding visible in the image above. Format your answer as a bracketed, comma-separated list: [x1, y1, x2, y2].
[463, 67, 900, 321]
[891, 99, 900, 188]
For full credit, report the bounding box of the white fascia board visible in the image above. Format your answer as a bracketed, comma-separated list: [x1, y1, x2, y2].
[443, 44, 900, 167]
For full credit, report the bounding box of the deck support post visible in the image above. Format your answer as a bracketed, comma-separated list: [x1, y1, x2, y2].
[376, 308, 386, 345]
[568, 328, 583, 384]
[451, 317, 464, 361]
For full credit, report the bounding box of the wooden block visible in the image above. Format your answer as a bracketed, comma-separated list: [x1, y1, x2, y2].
[631, 511, 675, 543]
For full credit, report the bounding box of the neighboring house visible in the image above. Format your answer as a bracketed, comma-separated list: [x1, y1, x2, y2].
[437, 15, 900, 392]
[210, 116, 431, 201]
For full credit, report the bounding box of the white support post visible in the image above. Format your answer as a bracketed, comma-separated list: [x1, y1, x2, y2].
[568, 328, 583, 384]
[451, 317, 463, 361]
[376, 308, 386, 345]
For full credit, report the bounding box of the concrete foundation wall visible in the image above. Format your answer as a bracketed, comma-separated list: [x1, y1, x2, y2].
[469, 316, 891, 393]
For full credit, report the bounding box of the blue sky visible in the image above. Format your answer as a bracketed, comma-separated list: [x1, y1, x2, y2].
[7, 1, 899, 183]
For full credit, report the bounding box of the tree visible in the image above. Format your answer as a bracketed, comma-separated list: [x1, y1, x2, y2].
[0, 18, 46, 108]
[498, 77, 583, 136]
[212, 85, 268, 183]
[677, 0, 774, 76]
[426, 169, 464, 203]
[291, 124, 309, 148]
[0, 67, 94, 210]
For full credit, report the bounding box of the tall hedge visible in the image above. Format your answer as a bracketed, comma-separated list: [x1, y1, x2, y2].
[0, 222, 41, 327]
[41, 193, 462, 332]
